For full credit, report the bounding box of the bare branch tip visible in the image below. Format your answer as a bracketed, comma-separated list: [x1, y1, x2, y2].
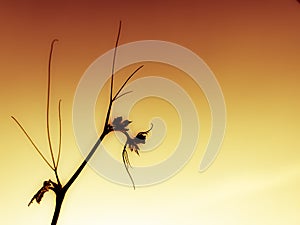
[52, 39, 59, 44]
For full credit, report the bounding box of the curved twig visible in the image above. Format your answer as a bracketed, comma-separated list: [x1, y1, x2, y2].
[122, 145, 135, 190]
[113, 91, 133, 101]
[47, 39, 59, 167]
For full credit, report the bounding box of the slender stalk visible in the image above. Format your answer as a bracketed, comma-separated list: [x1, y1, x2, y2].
[122, 146, 135, 189]
[110, 20, 122, 102]
[113, 91, 133, 101]
[47, 39, 59, 168]
[11, 116, 55, 170]
[104, 21, 122, 129]
[112, 65, 144, 101]
[55, 99, 62, 169]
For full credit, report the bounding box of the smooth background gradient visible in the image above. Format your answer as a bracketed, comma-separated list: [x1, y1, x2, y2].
[1, 0, 300, 224]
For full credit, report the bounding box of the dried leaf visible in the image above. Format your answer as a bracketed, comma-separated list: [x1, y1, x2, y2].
[112, 116, 122, 126]
[126, 124, 153, 155]
[28, 180, 53, 206]
[112, 117, 132, 132]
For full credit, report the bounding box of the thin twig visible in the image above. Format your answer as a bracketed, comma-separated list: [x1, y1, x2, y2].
[110, 20, 122, 102]
[122, 146, 135, 189]
[55, 99, 62, 169]
[54, 170, 61, 187]
[47, 39, 59, 167]
[104, 21, 122, 128]
[11, 116, 55, 170]
[113, 91, 133, 101]
[112, 65, 144, 102]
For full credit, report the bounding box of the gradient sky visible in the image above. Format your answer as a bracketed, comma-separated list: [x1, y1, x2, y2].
[1, 0, 300, 225]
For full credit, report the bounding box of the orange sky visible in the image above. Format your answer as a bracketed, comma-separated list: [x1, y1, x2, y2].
[1, 1, 300, 225]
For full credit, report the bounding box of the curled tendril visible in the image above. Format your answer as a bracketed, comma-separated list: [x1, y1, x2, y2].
[112, 118, 153, 189]
[122, 147, 135, 189]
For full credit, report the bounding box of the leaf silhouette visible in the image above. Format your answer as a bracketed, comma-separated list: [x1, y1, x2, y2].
[121, 123, 154, 189]
[28, 180, 53, 206]
[127, 137, 141, 155]
[112, 116, 122, 126]
[112, 117, 132, 132]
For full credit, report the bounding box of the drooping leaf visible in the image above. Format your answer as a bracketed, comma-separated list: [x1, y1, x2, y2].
[120, 124, 153, 189]
[28, 180, 53, 206]
[126, 123, 153, 155]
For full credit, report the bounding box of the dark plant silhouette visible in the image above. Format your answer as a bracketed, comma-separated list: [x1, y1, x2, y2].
[111, 116, 153, 189]
[12, 21, 152, 225]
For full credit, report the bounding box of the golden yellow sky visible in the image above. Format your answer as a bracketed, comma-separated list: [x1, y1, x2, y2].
[1, 0, 300, 224]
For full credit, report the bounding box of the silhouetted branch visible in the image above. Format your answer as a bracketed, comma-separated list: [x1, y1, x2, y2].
[112, 65, 144, 102]
[63, 132, 106, 192]
[103, 21, 122, 130]
[110, 20, 122, 102]
[46, 39, 59, 168]
[11, 116, 55, 170]
[113, 90, 133, 101]
[14, 21, 151, 225]
[55, 99, 62, 169]
[122, 146, 135, 189]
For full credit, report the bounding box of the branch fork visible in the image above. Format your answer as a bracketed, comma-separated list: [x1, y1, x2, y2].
[12, 21, 152, 225]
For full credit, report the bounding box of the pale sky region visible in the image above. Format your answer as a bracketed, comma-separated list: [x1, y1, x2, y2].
[0, 1, 300, 225]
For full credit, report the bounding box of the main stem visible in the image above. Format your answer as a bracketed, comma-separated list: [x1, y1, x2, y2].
[51, 191, 65, 225]
[50, 131, 108, 225]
